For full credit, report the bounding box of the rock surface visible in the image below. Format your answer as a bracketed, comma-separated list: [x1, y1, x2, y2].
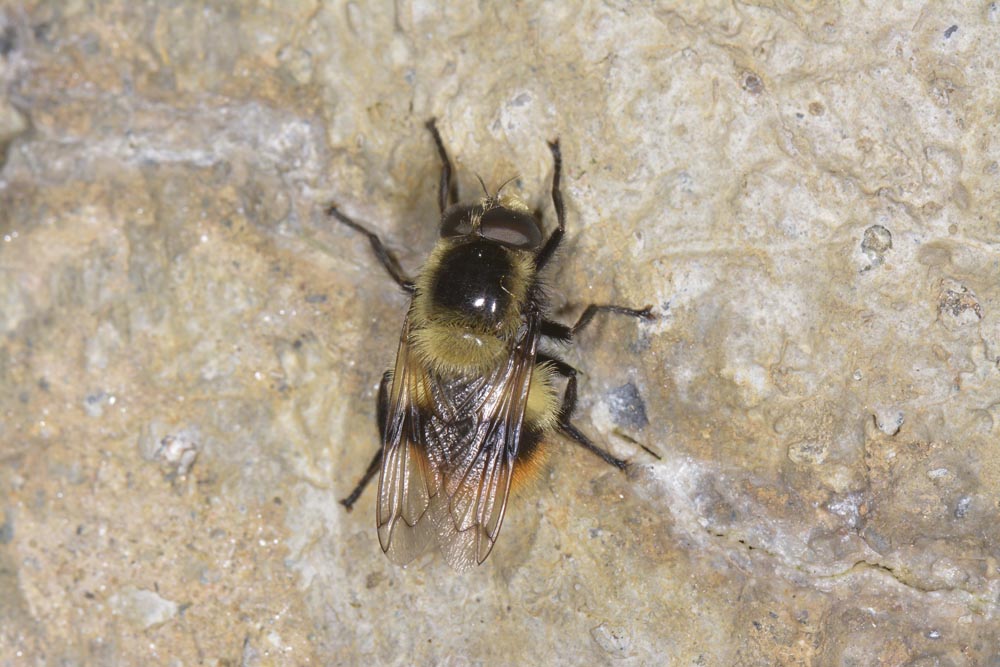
[1, 1, 998, 665]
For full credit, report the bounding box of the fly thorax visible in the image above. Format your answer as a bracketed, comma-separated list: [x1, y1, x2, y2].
[429, 240, 517, 331]
[410, 238, 532, 374]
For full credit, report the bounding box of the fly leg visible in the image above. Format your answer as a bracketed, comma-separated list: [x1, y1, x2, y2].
[535, 352, 578, 378]
[328, 119, 456, 290]
[426, 118, 458, 213]
[533, 138, 655, 328]
[536, 146, 654, 331]
[327, 205, 414, 293]
[552, 367, 628, 471]
[340, 447, 382, 511]
[340, 371, 391, 510]
[541, 304, 654, 342]
[535, 139, 565, 270]
[538, 352, 627, 470]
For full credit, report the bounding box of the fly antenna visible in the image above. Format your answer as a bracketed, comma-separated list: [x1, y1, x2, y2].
[495, 175, 518, 197]
[474, 173, 490, 198]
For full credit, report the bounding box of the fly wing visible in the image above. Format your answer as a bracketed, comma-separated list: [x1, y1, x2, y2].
[425, 315, 539, 570]
[375, 314, 439, 565]
[376, 311, 539, 570]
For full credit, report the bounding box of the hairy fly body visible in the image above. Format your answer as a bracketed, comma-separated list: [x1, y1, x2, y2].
[330, 120, 653, 570]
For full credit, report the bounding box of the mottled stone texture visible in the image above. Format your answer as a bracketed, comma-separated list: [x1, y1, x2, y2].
[1, 1, 998, 665]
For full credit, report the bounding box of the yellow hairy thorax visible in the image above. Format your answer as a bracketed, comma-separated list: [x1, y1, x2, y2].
[408, 235, 537, 375]
[410, 322, 509, 374]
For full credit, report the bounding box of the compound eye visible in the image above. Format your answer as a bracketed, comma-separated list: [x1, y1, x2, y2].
[440, 204, 478, 238]
[479, 207, 542, 249]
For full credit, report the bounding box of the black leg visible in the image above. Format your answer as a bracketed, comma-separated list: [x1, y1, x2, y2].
[557, 374, 627, 470]
[426, 118, 457, 213]
[536, 351, 578, 378]
[327, 205, 415, 293]
[542, 304, 654, 342]
[535, 139, 564, 270]
[340, 371, 391, 511]
[340, 447, 382, 511]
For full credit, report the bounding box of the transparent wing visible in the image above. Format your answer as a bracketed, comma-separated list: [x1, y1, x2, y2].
[375, 312, 539, 570]
[430, 313, 538, 570]
[376, 314, 438, 565]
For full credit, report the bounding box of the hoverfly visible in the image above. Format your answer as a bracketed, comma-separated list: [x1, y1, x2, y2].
[329, 120, 653, 570]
